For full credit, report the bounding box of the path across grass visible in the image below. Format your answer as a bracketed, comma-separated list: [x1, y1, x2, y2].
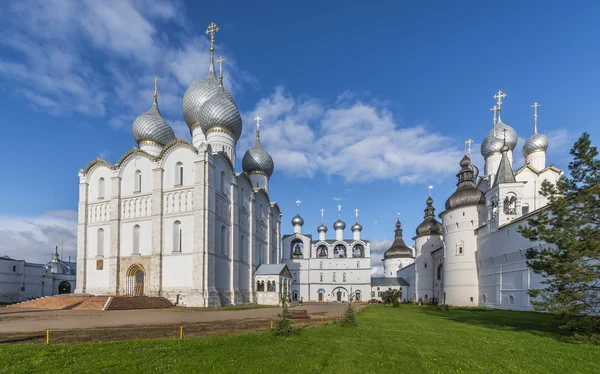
[2, 305, 599, 373]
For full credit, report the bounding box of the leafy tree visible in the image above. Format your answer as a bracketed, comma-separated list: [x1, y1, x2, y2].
[381, 289, 401, 306]
[340, 292, 357, 327]
[518, 133, 600, 338]
[272, 293, 298, 337]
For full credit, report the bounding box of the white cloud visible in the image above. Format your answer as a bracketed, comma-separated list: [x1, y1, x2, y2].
[240, 87, 464, 183]
[369, 239, 392, 277]
[0, 0, 254, 129]
[0, 211, 78, 264]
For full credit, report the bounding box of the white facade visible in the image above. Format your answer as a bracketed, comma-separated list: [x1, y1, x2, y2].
[405, 99, 562, 310]
[282, 219, 371, 303]
[0, 253, 76, 303]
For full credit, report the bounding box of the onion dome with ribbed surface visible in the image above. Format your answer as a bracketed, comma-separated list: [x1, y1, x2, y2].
[415, 196, 442, 236]
[132, 92, 176, 147]
[242, 127, 274, 177]
[182, 44, 236, 134]
[197, 85, 242, 140]
[291, 214, 304, 226]
[445, 155, 486, 210]
[523, 131, 549, 157]
[383, 219, 414, 259]
[333, 219, 346, 230]
[481, 119, 518, 158]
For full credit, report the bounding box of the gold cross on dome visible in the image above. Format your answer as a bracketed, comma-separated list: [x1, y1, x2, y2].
[254, 116, 262, 132]
[153, 77, 159, 95]
[205, 22, 219, 44]
[493, 90, 506, 110]
[465, 139, 474, 156]
[216, 56, 225, 75]
[531, 102, 541, 132]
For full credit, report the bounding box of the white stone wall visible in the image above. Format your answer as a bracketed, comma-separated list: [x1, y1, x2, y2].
[413, 233, 443, 302]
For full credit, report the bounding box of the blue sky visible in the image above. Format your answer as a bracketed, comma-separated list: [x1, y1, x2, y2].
[0, 0, 598, 266]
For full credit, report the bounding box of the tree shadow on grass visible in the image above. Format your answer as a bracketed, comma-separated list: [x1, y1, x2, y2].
[419, 306, 577, 343]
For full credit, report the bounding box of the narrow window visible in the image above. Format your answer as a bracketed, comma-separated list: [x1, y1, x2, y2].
[98, 177, 105, 199]
[220, 171, 226, 193]
[509, 294, 515, 304]
[458, 246, 463, 254]
[97, 228, 104, 256]
[424, 262, 428, 269]
[320, 273, 323, 282]
[356, 261, 360, 268]
[133, 225, 140, 254]
[343, 273, 346, 282]
[437, 265, 443, 280]
[333, 272, 336, 282]
[175, 162, 183, 186]
[319, 261, 323, 269]
[134, 170, 142, 193]
[173, 221, 182, 252]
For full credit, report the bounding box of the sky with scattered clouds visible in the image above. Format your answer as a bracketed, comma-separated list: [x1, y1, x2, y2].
[0, 0, 598, 271]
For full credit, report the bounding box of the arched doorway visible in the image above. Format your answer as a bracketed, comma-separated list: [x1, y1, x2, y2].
[317, 288, 325, 302]
[58, 281, 71, 294]
[336, 290, 342, 301]
[332, 287, 348, 302]
[355, 290, 361, 301]
[126, 264, 145, 296]
[293, 290, 299, 301]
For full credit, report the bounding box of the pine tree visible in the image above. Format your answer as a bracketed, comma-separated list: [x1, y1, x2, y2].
[340, 292, 357, 327]
[518, 133, 600, 338]
[272, 294, 298, 337]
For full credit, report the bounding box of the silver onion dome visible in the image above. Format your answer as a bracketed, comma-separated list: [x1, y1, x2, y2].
[317, 224, 328, 233]
[292, 214, 304, 226]
[445, 155, 486, 210]
[181, 49, 236, 133]
[333, 219, 346, 230]
[351, 223, 363, 232]
[481, 119, 518, 158]
[197, 87, 242, 141]
[242, 130, 275, 177]
[132, 95, 176, 146]
[523, 132, 549, 157]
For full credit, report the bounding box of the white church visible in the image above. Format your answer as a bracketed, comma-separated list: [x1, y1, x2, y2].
[75, 23, 281, 307]
[391, 93, 562, 310]
[74, 22, 562, 311]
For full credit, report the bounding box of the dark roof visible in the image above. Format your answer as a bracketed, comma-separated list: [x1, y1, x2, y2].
[254, 264, 291, 277]
[281, 235, 369, 244]
[370, 277, 410, 287]
[493, 148, 516, 187]
[383, 221, 414, 259]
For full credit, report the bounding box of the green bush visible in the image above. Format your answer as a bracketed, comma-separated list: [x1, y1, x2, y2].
[340, 301, 357, 327]
[271, 296, 299, 337]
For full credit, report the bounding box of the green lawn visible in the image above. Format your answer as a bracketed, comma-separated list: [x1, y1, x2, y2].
[2, 306, 599, 373]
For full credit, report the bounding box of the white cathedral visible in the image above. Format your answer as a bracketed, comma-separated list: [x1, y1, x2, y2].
[75, 23, 282, 307]
[74, 22, 561, 311]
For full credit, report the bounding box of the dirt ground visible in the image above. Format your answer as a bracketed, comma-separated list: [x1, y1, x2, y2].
[0, 303, 351, 344]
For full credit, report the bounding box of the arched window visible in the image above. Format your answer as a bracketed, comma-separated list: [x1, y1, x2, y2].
[221, 226, 227, 256]
[98, 177, 105, 199]
[356, 261, 360, 268]
[352, 244, 364, 258]
[334, 245, 346, 258]
[134, 170, 142, 193]
[437, 264, 443, 280]
[97, 228, 104, 256]
[220, 171, 226, 193]
[175, 162, 183, 186]
[343, 273, 347, 282]
[333, 272, 336, 282]
[482, 293, 488, 303]
[509, 294, 515, 305]
[173, 221, 182, 252]
[522, 203, 530, 215]
[320, 273, 323, 282]
[319, 261, 323, 269]
[317, 245, 328, 258]
[291, 239, 303, 259]
[133, 225, 140, 254]
[424, 262, 428, 269]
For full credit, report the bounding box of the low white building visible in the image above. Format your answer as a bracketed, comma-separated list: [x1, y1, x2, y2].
[370, 277, 409, 302]
[0, 249, 76, 303]
[254, 263, 291, 306]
